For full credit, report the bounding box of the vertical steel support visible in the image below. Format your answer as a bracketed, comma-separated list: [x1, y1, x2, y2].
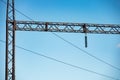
[6, 0, 16, 80]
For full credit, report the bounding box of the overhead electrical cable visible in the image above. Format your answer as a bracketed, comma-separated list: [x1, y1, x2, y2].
[52, 32, 120, 71]
[0, 40, 119, 80]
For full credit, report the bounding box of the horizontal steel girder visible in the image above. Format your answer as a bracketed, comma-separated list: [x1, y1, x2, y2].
[8, 20, 120, 34]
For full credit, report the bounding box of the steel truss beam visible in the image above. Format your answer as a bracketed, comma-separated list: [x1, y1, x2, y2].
[9, 21, 120, 34]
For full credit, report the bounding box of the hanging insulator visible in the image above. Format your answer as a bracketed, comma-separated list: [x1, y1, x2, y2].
[85, 35, 87, 48]
[83, 24, 88, 48]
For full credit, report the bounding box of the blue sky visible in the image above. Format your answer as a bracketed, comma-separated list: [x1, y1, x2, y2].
[0, 0, 120, 80]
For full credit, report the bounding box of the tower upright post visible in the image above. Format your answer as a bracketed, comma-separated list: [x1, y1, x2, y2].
[6, 0, 16, 80]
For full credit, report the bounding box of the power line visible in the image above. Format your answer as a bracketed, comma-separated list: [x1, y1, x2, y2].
[52, 32, 120, 71]
[0, 0, 33, 21]
[1, 0, 120, 72]
[0, 40, 119, 80]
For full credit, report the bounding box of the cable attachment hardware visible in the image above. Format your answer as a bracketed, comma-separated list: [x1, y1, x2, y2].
[83, 24, 88, 48]
[45, 22, 48, 31]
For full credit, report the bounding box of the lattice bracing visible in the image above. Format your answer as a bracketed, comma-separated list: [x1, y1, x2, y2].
[8, 21, 120, 34]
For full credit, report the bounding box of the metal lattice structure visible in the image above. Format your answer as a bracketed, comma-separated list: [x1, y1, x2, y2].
[6, 0, 16, 80]
[14, 21, 120, 34]
[5, 0, 120, 80]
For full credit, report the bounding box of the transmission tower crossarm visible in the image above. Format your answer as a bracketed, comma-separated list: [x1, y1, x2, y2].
[9, 20, 120, 34]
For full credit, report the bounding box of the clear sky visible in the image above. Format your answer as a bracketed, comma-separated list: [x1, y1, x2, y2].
[0, 0, 120, 80]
